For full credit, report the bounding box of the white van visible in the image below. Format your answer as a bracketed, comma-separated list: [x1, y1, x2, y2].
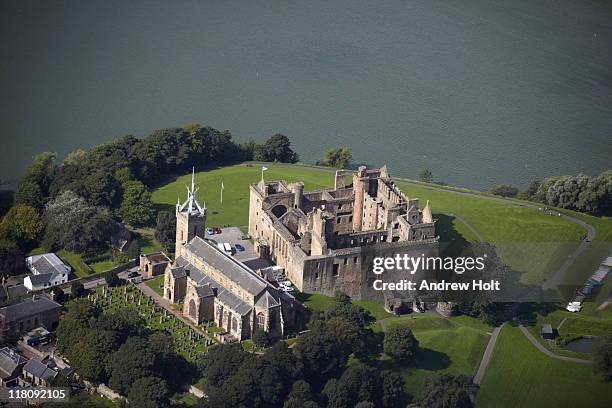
[223, 242, 233, 255]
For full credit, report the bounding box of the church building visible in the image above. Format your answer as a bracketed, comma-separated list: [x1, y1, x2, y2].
[163, 170, 295, 341]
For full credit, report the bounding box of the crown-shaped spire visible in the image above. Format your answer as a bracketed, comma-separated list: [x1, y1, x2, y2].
[177, 167, 206, 216]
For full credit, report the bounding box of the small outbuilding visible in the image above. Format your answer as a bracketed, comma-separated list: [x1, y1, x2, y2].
[541, 323, 554, 340]
[140, 252, 171, 279]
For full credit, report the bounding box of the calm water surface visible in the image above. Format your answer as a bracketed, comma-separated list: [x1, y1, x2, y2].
[1, 0, 611, 189]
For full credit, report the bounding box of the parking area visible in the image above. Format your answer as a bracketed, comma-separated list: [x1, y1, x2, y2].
[205, 226, 258, 262]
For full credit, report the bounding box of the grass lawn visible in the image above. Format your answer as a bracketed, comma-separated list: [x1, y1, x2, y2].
[477, 325, 612, 408]
[177, 393, 199, 406]
[379, 315, 489, 399]
[89, 259, 117, 273]
[397, 183, 586, 285]
[145, 275, 165, 296]
[133, 227, 165, 254]
[151, 164, 336, 229]
[294, 291, 392, 321]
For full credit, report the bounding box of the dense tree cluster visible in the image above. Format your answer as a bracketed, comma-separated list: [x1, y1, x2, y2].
[196, 291, 409, 408]
[318, 147, 352, 169]
[418, 374, 478, 408]
[7, 125, 299, 260]
[56, 300, 195, 407]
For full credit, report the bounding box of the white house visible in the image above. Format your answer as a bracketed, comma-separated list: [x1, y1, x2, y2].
[24, 253, 71, 292]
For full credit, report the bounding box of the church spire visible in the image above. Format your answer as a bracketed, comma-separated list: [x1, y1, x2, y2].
[178, 167, 206, 216]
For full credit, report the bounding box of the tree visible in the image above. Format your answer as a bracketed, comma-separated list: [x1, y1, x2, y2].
[490, 184, 519, 198]
[324, 363, 383, 408]
[325, 291, 375, 328]
[383, 325, 418, 361]
[294, 318, 359, 382]
[155, 211, 176, 251]
[593, 335, 612, 381]
[252, 329, 271, 348]
[69, 330, 115, 382]
[128, 376, 169, 408]
[255, 134, 299, 163]
[70, 281, 86, 298]
[50, 286, 66, 303]
[14, 152, 57, 211]
[125, 239, 140, 260]
[319, 147, 352, 169]
[197, 343, 249, 390]
[420, 374, 478, 408]
[104, 271, 120, 287]
[108, 336, 156, 395]
[43, 191, 120, 254]
[419, 169, 433, 183]
[381, 371, 405, 408]
[0, 239, 24, 277]
[118, 180, 154, 227]
[0, 204, 43, 247]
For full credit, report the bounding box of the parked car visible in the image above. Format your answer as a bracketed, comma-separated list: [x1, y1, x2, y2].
[206, 227, 214, 235]
[281, 280, 293, 287]
[127, 271, 139, 278]
[217, 242, 232, 255]
[240, 234, 250, 240]
[212, 227, 222, 234]
[234, 244, 245, 252]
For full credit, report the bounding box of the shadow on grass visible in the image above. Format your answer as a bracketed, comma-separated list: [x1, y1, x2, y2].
[435, 213, 472, 259]
[378, 347, 451, 371]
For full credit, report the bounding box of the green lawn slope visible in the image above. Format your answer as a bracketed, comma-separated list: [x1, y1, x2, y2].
[477, 325, 612, 408]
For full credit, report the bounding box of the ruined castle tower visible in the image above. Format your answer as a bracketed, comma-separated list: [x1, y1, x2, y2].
[175, 168, 207, 255]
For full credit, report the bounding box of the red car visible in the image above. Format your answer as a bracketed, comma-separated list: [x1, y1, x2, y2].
[212, 227, 222, 234]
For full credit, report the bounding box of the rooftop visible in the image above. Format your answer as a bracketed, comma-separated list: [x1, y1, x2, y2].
[0, 295, 61, 323]
[184, 237, 268, 296]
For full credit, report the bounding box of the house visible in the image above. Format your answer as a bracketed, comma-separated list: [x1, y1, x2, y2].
[541, 324, 554, 339]
[24, 253, 71, 291]
[0, 346, 28, 387]
[0, 295, 62, 341]
[20, 358, 58, 387]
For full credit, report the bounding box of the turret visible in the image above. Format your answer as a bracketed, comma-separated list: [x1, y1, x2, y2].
[175, 168, 207, 254]
[352, 166, 368, 232]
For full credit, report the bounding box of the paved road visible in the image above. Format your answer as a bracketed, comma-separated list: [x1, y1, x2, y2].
[518, 325, 591, 364]
[473, 324, 503, 385]
[271, 163, 596, 289]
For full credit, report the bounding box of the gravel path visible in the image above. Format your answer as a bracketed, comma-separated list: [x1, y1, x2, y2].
[473, 324, 503, 385]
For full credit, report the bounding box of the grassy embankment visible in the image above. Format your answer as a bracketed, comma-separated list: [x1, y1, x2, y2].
[477, 325, 612, 408]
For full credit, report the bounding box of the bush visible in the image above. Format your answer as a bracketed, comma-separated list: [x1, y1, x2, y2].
[252, 329, 271, 348]
[490, 184, 519, 197]
[70, 281, 86, 298]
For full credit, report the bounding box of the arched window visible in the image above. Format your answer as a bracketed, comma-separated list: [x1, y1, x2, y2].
[231, 317, 238, 332]
[189, 299, 197, 320]
[257, 313, 265, 330]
